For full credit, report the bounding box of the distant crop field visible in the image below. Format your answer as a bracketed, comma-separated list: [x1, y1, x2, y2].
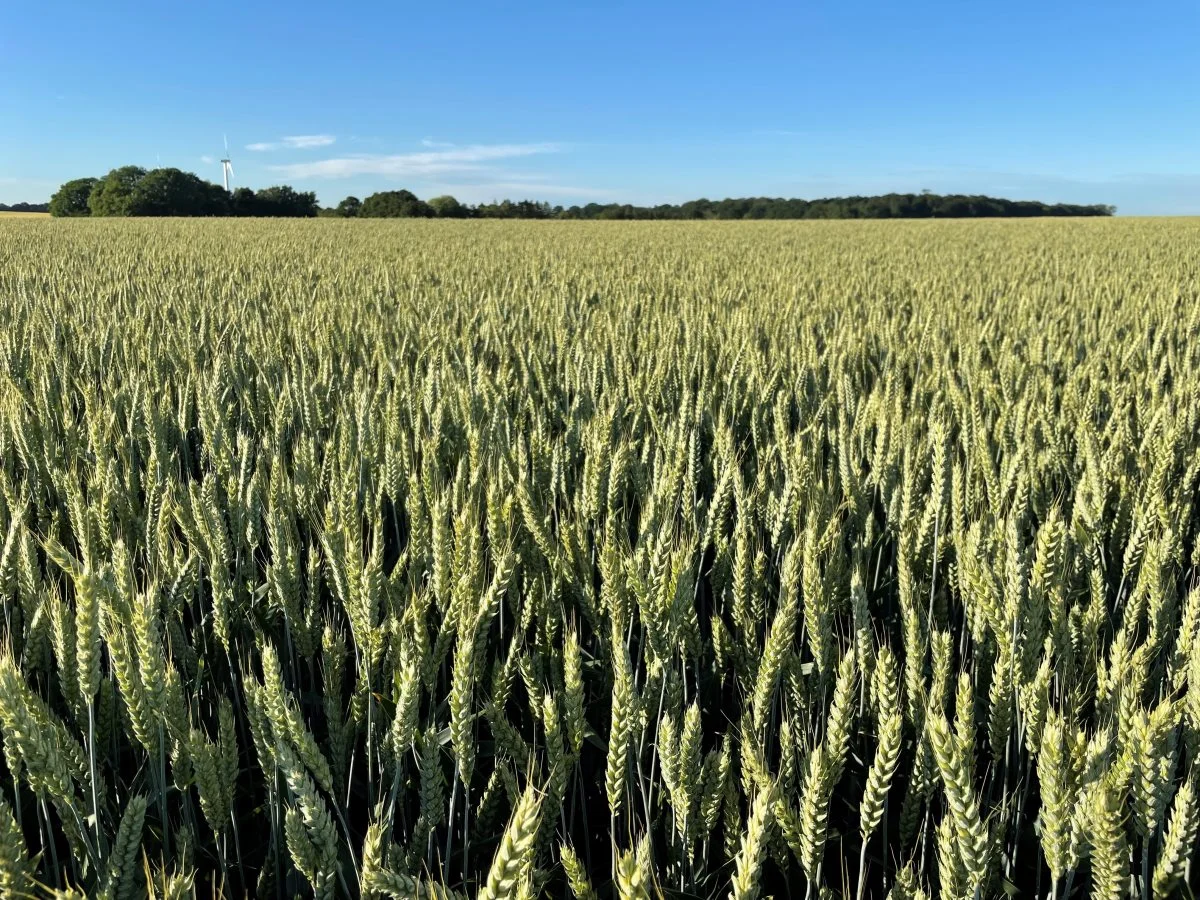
[1, 217, 1199, 900]
[0, 210, 49, 218]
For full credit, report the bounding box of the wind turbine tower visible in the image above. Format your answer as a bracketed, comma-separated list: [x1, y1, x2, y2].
[220, 135, 234, 192]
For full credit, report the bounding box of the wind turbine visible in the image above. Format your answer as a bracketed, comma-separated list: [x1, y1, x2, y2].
[220, 135, 234, 192]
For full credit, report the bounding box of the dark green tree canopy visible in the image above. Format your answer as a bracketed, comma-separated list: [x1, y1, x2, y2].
[229, 188, 259, 217]
[360, 190, 435, 218]
[334, 196, 362, 218]
[48, 178, 98, 217]
[87, 166, 148, 217]
[250, 185, 319, 217]
[0, 201, 49, 212]
[127, 169, 229, 217]
[49, 169, 317, 218]
[474, 199, 557, 219]
[557, 193, 1115, 219]
[427, 195, 467, 218]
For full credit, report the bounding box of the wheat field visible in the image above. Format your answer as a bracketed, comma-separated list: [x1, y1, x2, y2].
[0, 217, 1198, 899]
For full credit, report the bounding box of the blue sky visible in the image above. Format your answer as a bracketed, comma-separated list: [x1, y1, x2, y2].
[3, 0, 1199, 213]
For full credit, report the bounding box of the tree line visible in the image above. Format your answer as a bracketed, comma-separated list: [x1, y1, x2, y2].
[0, 201, 49, 213]
[49, 167, 320, 217]
[321, 190, 1115, 219]
[48, 166, 1117, 219]
[313, 192, 568, 219]
[555, 193, 1116, 219]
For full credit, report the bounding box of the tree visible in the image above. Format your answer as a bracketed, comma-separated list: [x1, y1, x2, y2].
[252, 185, 319, 217]
[229, 188, 259, 216]
[49, 178, 98, 217]
[360, 190, 434, 218]
[88, 166, 147, 216]
[0, 201, 49, 213]
[127, 169, 228, 216]
[428, 195, 467, 218]
[335, 196, 362, 218]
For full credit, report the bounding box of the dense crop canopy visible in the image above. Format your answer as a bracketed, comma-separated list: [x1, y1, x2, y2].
[0, 218, 1198, 898]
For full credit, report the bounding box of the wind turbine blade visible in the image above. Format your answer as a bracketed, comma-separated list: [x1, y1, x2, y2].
[224, 133, 229, 154]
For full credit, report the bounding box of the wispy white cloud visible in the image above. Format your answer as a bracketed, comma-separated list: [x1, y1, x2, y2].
[421, 138, 455, 148]
[466, 182, 616, 199]
[284, 134, 337, 149]
[269, 143, 561, 179]
[413, 179, 618, 205]
[200, 155, 215, 164]
[247, 134, 337, 152]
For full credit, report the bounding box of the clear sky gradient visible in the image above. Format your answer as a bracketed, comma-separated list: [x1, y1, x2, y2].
[3, 1, 1199, 213]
